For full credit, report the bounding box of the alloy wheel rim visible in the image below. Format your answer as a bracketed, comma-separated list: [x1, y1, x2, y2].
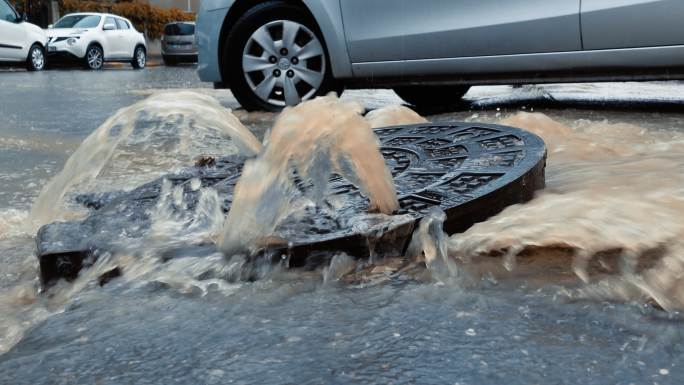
[242, 20, 326, 107]
[137, 49, 146, 67]
[88, 48, 102, 69]
[31, 48, 44, 70]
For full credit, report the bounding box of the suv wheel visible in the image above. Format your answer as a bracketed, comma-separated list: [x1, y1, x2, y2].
[26, 44, 45, 71]
[394, 85, 471, 109]
[132, 46, 146, 69]
[224, 1, 338, 111]
[84, 45, 104, 70]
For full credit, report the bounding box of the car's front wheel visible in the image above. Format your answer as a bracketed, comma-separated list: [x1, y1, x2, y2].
[26, 44, 45, 71]
[84, 45, 104, 70]
[224, 1, 339, 111]
[394, 85, 471, 110]
[132, 46, 146, 69]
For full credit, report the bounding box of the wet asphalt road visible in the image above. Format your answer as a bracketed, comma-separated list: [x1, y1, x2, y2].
[2, 64, 684, 210]
[3, 64, 684, 136]
[3, 66, 684, 385]
[3, 64, 684, 139]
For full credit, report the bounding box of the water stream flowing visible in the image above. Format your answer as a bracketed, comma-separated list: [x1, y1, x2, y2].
[219, 94, 399, 255]
[2, 89, 684, 382]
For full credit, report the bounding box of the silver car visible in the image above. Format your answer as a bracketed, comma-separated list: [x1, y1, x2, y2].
[161, 21, 197, 66]
[197, 0, 684, 111]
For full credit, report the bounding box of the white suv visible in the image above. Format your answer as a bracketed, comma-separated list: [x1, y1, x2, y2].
[46, 13, 147, 70]
[0, 0, 47, 71]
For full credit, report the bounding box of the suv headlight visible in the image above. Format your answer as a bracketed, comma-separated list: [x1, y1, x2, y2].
[67, 37, 80, 46]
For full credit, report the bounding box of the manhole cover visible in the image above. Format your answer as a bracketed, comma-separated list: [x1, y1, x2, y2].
[36, 122, 546, 284]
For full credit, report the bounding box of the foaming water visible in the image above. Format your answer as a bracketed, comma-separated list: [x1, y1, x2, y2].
[219, 95, 399, 255]
[365, 105, 428, 128]
[442, 112, 684, 309]
[0, 95, 430, 355]
[5, 86, 684, 382]
[29, 91, 261, 230]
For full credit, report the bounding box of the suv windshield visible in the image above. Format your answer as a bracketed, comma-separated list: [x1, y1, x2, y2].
[164, 23, 195, 36]
[54, 15, 101, 29]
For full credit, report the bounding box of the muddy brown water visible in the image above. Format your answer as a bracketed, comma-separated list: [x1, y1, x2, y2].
[1, 78, 684, 383]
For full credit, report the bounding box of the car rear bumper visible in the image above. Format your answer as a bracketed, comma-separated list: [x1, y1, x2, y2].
[162, 48, 198, 56]
[163, 54, 198, 63]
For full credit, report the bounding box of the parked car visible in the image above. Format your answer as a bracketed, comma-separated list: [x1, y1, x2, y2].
[161, 21, 197, 66]
[0, 0, 47, 71]
[197, 0, 684, 111]
[46, 13, 147, 70]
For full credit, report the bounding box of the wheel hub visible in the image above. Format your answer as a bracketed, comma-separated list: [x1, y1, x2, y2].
[277, 57, 291, 70]
[242, 20, 326, 107]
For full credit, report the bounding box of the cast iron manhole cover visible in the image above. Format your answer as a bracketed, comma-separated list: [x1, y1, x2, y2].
[36, 122, 546, 284]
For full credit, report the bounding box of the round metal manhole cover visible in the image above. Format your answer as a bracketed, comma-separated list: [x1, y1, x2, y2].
[36, 122, 546, 283]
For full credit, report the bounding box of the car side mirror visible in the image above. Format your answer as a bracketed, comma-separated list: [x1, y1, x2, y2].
[103, 23, 116, 31]
[47, 24, 53, 29]
[21, 12, 28, 22]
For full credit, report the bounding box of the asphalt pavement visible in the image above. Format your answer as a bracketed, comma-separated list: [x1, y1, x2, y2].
[2, 64, 684, 210]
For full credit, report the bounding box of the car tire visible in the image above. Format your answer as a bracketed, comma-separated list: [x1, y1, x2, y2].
[223, 0, 340, 111]
[84, 45, 104, 70]
[162, 55, 177, 66]
[132, 46, 146, 69]
[25, 44, 46, 71]
[394, 85, 471, 109]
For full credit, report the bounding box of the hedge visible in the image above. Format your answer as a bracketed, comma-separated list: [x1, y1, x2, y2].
[55, 0, 195, 40]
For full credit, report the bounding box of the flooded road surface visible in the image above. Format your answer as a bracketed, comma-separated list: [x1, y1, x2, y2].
[1, 68, 684, 384]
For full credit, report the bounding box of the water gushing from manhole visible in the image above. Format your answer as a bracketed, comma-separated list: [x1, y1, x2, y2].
[29, 92, 261, 230]
[219, 95, 399, 255]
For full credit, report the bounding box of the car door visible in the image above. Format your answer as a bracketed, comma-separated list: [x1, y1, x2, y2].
[340, 0, 405, 63]
[115, 18, 135, 58]
[0, 0, 25, 61]
[400, 0, 582, 60]
[581, 0, 684, 50]
[102, 16, 125, 58]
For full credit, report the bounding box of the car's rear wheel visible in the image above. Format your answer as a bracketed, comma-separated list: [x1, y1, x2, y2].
[394, 85, 471, 109]
[132, 46, 146, 69]
[224, 1, 339, 111]
[26, 44, 45, 71]
[84, 45, 104, 70]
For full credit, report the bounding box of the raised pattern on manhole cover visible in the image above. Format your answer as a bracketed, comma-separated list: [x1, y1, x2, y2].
[36, 122, 546, 283]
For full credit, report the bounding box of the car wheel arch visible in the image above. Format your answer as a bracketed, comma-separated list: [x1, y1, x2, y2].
[30, 41, 46, 50]
[218, 0, 349, 84]
[86, 41, 104, 57]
